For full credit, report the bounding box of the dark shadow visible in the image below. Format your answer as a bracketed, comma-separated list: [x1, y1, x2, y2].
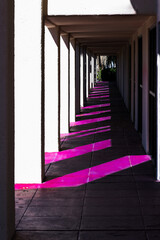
[130, 0, 156, 15]
[49, 27, 60, 46]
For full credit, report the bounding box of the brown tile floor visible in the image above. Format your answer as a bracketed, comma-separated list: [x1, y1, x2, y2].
[13, 81, 160, 240]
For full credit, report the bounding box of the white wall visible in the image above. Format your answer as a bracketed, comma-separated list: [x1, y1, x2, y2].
[48, 0, 156, 15]
[157, 0, 160, 179]
[45, 26, 60, 152]
[130, 17, 156, 153]
[60, 34, 70, 134]
[80, 47, 85, 107]
[15, 0, 45, 183]
[75, 43, 80, 114]
[70, 38, 76, 122]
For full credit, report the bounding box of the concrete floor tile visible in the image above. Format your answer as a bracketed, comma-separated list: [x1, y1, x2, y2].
[141, 205, 160, 215]
[92, 175, 135, 183]
[80, 216, 144, 230]
[146, 230, 160, 240]
[34, 187, 85, 199]
[132, 162, 155, 175]
[85, 189, 138, 198]
[13, 231, 78, 240]
[15, 207, 26, 226]
[30, 198, 84, 207]
[15, 82, 156, 236]
[24, 206, 82, 217]
[78, 230, 147, 240]
[15, 190, 36, 198]
[83, 205, 141, 216]
[84, 197, 140, 207]
[17, 216, 81, 230]
[134, 175, 155, 182]
[144, 216, 160, 229]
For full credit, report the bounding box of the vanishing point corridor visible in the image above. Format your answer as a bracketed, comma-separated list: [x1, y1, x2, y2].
[14, 81, 159, 240]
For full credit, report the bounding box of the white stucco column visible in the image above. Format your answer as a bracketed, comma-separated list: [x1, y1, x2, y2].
[75, 43, 80, 114]
[94, 55, 97, 85]
[83, 47, 87, 102]
[96, 56, 98, 83]
[15, 0, 46, 183]
[86, 51, 89, 98]
[0, 0, 15, 238]
[80, 47, 85, 107]
[45, 26, 60, 152]
[60, 34, 69, 134]
[90, 54, 95, 89]
[157, 0, 160, 180]
[70, 38, 76, 123]
[142, 27, 149, 153]
[88, 52, 91, 92]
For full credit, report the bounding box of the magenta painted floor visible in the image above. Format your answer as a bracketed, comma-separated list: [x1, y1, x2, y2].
[14, 81, 160, 240]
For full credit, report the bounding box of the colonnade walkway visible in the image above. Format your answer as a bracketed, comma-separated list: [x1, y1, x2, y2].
[14, 81, 160, 240]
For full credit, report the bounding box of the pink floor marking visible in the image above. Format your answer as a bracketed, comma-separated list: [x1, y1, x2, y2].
[92, 89, 109, 91]
[91, 90, 109, 94]
[67, 128, 111, 140]
[76, 110, 111, 117]
[45, 139, 112, 164]
[89, 156, 131, 182]
[15, 155, 151, 190]
[70, 116, 111, 127]
[94, 87, 109, 89]
[89, 95, 110, 99]
[60, 125, 110, 138]
[130, 155, 151, 166]
[81, 103, 110, 110]
[89, 92, 109, 96]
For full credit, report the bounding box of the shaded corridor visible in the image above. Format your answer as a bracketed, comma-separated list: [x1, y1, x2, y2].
[14, 81, 160, 240]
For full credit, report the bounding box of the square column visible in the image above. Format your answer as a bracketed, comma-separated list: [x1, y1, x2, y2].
[80, 47, 85, 107]
[70, 38, 76, 123]
[86, 51, 89, 98]
[157, 0, 160, 180]
[15, 0, 46, 183]
[60, 34, 70, 134]
[94, 55, 97, 85]
[0, 0, 15, 238]
[96, 56, 98, 84]
[88, 52, 91, 93]
[45, 26, 60, 152]
[75, 43, 80, 114]
[90, 54, 95, 89]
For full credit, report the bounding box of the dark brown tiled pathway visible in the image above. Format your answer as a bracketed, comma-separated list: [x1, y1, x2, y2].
[14, 81, 160, 240]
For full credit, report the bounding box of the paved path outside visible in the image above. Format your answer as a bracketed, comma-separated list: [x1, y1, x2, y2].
[14, 81, 160, 240]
